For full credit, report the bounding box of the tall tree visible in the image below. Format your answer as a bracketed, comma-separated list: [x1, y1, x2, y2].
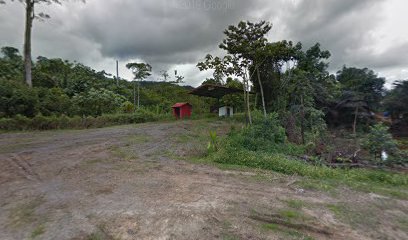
[197, 54, 253, 125]
[297, 43, 337, 109]
[1, 0, 84, 87]
[253, 40, 302, 112]
[126, 62, 152, 109]
[159, 70, 170, 82]
[219, 20, 272, 117]
[337, 66, 385, 111]
[384, 80, 408, 119]
[0, 46, 24, 81]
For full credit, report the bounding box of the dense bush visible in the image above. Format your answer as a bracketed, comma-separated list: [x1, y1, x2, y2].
[225, 112, 292, 152]
[37, 87, 72, 116]
[71, 88, 127, 116]
[363, 123, 398, 162]
[0, 80, 39, 117]
[0, 111, 169, 131]
[208, 113, 408, 187]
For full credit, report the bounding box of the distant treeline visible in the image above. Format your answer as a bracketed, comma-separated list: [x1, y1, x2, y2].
[0, 46, 213, 123]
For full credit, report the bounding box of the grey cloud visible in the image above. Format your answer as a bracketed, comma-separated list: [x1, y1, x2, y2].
[70, 0, 267, 64]
[352, 41, 408, 69]
[281, 0, 387, 69]
[0, 0, 407, 86]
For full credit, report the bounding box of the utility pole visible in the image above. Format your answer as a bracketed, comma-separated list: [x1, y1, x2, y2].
[116, 60, 119, 86]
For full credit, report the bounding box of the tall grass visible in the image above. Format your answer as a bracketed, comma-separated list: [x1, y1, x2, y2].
[208, 113, 408, 187]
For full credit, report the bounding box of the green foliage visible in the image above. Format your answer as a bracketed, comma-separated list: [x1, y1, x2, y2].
[1, 47, 210, 128]
[247, 112, 287, 144]
[121, 101, 135, 113]
[207, 130, 218, 153]
[0, 112, 163, 131]
[37, 87, 72, 116]
[219, 20, 272, 60]
[222, 112, 302, 154]
[206, 116, 407, 190]
[126, 62, 152, 81]
[71, 88, 127, 116]
[363, 123, 398, 162]
[0, 46, 23, 81]
[337, 66, 385, 111]
[0, 79, 39, 117]
[220, 78, 244, 111]
[384, 80, 408, 119]
[211, 135, 407, 186]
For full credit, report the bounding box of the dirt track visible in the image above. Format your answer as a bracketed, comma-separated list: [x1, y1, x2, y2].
[0, 121, 407, 240]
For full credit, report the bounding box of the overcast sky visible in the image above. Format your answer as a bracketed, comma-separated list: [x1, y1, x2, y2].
[1, 0, 407, 87]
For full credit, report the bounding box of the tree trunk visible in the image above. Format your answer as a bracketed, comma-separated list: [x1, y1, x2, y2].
[133, 81, 136, 111]
[116, 60, 119, 86]
[24, 0, 34, 87]
[245, 78, 252, 125]
[256, 67, 267, 117]
[254, 92, 258, 108]
[300, 95, 305, 145]
[137, 80, 140, 109]
[241, 80, 249, 126]
[353, 106, 359, 135]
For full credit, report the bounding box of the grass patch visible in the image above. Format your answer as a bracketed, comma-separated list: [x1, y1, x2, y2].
[30, 225, 45, 239]
[398, 217, 408, 232]
[259, 218, 317, 240]
[9, 196, 45, 227]
[262, 223, 280, 231]
[279, 209, 301, 219]
[221, 233, 240, 240]
[109, 145, 139, 161]
[209, 144, 408, 199]
[326, 203, 379, 231]
[86, 232, 105, 240]
[202, 115, 407, 200]
[296, 180, 337, 193]
[285, 199, 305, 209]
[126, 134, 152, 144]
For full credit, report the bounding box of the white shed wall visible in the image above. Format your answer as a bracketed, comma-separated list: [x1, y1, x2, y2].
[219, 106, 234, 117]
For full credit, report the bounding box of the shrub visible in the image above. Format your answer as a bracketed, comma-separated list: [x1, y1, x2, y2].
[224, 112, 294, 153]
[72, 88, 127, 116]
[363, 123, 398, 162]
[0, 111, 163, 131]
[121, 101, 135, 113]
[0, 79, 39, 117]
[211, 140, 407, 186]
[37, 88, 72, 116]
[207, 114, 407, 187]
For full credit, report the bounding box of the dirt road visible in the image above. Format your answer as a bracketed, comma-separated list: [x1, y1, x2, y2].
[0, 121, 407, 240]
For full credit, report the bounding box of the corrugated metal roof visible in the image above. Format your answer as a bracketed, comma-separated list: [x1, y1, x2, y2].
[189, 84, 244, 99]
[172, 102, 191, 108]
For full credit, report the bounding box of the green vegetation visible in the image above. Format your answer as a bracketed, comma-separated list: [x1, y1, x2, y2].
[363, 123, 397, 161]
[252, 208, 318, 239]
[284, 199, 305, 210]
[204, 113, 408, 199]
[0, 111, 166, 131]
[262, 223, 316, 240]
[30, 225, 45, 239]
[0, 46, 214, 130]
[9, 196, 44, 227]
[86, 232, 105, 240]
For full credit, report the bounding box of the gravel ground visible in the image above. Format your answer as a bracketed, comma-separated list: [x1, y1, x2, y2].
[0, 120, 406, 240]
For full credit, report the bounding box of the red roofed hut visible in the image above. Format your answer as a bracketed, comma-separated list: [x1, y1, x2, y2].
[172, 102, 192, 119]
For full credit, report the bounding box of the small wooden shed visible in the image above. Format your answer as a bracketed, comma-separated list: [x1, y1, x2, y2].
[172, 102, 192, 119]
[219, 106, 234, 117]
